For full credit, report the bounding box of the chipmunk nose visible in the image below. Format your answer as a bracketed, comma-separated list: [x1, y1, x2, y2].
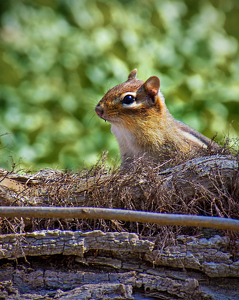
[95, 105, 104, 118]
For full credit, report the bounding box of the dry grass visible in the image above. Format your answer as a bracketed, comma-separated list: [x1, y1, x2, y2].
[0, 139, 239, 246]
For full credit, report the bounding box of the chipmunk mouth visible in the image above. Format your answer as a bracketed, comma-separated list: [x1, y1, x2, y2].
[95, 104, 122, 124]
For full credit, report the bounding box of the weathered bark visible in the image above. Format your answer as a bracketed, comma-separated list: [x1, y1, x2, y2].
[0, 154, 238, 299]
[0, 230, 238, 299]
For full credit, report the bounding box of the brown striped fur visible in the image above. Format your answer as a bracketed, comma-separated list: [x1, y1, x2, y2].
[95, 70, 219, 165]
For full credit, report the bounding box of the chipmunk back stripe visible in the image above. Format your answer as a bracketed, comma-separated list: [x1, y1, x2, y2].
[181, 131, 208, 147]
[176, 120, 210, 147]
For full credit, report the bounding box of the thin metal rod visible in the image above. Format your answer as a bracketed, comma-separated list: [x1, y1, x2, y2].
[0, 206, 238, 231]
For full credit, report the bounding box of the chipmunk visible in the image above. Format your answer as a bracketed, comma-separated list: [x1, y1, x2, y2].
[95, 69, 219, 165]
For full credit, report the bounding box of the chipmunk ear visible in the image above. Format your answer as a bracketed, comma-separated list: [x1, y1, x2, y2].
[144, 76, 160, 97]
[127, 69, 137, 80]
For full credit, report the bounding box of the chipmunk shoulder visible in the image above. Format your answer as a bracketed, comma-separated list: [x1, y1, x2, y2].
[95, 69, 219, 165]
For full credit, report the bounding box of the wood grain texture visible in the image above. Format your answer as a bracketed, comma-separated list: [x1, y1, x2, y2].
[0, 229, 238, 299]
[0, 154, 238, 299]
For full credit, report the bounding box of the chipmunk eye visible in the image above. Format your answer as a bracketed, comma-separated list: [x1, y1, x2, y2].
[122, 94, 135, 105]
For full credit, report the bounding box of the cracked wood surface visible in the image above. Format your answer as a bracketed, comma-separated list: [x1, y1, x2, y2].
[0, 154, 238, 299]
[0, 229, 239, 299]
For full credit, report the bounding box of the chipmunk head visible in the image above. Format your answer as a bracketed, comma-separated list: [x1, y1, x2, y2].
[95, 70, 217, 165]
[95, 69, 165, 126]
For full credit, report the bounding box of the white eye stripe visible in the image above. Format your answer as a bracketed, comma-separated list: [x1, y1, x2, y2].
[121, 92, 137, 100]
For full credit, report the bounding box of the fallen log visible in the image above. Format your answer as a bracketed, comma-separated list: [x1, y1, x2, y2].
[0, 229, 238, 299]
[0, 153, 239, 299]
[0, 154, 238, 206]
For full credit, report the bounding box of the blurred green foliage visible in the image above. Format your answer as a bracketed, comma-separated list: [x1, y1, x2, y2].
[0, 0, 239, 171]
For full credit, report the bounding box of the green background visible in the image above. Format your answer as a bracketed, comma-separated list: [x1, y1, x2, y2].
[0, 0, 239, 171]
